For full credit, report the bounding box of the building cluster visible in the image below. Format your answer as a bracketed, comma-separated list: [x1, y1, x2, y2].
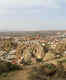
[0, 31, 66, 65]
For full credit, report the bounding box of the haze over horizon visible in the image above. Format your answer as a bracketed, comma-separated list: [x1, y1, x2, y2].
[0, 0, 66, 31]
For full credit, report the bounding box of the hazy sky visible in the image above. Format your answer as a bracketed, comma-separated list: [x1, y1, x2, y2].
[0, 0, 66, 31]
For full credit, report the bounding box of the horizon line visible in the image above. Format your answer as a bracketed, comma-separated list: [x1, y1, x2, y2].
[0, 30, 66, 32]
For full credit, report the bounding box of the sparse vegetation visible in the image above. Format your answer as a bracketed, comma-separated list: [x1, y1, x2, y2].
[0, 61, 22, 75]
[29, 63, 65, 80]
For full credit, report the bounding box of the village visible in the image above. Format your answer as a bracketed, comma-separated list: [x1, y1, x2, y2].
[0, 31, 66, 80]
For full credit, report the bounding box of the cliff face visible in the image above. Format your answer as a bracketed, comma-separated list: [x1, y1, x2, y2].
[16, 41, 45, 64]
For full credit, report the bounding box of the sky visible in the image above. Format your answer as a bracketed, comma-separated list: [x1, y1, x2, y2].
[0, 0, 66, 31]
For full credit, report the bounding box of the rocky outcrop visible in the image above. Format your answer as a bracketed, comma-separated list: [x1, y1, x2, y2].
[16, 41, 45, 64]
[43, 51, 56, 61]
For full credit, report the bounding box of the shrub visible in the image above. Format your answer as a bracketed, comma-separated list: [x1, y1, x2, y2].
[0, 61, 22, 75]
[62, 59, 66, 63]
[36, 58, 43, 62]
[0, 62, 9, 75]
